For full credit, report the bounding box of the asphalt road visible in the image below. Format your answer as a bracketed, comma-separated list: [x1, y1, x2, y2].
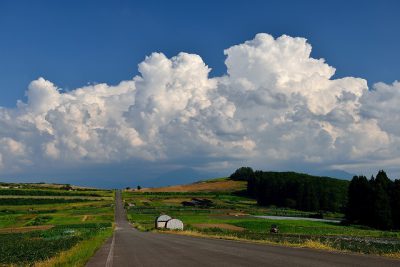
[86, 191, 399, 267]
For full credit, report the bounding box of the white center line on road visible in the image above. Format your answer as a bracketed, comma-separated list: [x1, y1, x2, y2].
[105, 234, 115, 267]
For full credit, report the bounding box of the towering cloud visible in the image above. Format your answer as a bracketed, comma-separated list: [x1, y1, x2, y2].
[0, 33, 399, 178]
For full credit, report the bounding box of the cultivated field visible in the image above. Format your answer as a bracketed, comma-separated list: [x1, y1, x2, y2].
[0, 182, 114, 266]
[124, 178, 400, 257]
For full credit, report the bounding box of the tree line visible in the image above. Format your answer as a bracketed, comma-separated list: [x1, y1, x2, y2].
[345, 170, 400, 230]
[230, 167, 348, 213]
[230, 167, 400, 230]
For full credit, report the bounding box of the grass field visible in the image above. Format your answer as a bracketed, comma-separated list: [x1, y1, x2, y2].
[0, 184, 114, 266]
[124, 178, 400, 257]
[136, 177, 247, 193]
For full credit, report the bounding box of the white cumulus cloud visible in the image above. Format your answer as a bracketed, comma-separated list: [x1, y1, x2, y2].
[0, 33, 399, 179]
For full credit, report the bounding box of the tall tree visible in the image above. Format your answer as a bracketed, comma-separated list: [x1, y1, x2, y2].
[345, 176, 371, 224]
[370, 170, 393, 229]
[230, 167, 254, 181]
[391, 180, 400, 229]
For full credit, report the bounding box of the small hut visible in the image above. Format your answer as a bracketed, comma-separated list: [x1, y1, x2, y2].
[165, 218, 184, 230]
[155, 214, 172, 229]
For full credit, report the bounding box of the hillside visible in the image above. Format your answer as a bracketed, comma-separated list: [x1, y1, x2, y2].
[129, 169, 349, 214]
[137, 177, 246, 193]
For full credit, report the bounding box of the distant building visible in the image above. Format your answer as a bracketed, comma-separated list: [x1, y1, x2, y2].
[155, 214, 184, 230]
[155, 215, 172, 229]
[165, 219, 184, 230]
[181, 198, 213, 207]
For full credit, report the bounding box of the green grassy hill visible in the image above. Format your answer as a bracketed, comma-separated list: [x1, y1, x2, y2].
[137, 177, 246, 193]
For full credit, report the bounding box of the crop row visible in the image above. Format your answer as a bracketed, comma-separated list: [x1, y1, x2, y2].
[0, 223, 111, 265]
[0, 198, 98, 206]
[0, 189, 103, 197]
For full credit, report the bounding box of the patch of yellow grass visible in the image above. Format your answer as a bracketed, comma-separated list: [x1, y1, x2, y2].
[161, 198, 192, 203]
[0, 225, 54, 233]
[302, 240, 336, 251]
[193, 223, 246, 231]
[384, 252, 400, 259]
[160, 230, 274, 244]
[161, 230, 338, 252]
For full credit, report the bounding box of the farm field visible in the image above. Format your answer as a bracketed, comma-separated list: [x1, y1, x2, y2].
[136, 177, 247, 192]
[0, 182, 114, 266]
[124, 178, 400, 257]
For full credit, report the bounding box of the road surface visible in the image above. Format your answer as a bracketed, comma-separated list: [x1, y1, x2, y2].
[86, 191, 399, 267]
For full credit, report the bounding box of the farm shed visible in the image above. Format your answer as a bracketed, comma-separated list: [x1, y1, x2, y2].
[165, 219, 184, 230]
[181, 198, 213, 207]
[155, 215, 172, 229]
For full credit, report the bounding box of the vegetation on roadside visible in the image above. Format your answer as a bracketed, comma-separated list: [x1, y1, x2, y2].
[0, 223, 111, 266]
[34, 226, 113, 267]
[0, 185, 114, 266]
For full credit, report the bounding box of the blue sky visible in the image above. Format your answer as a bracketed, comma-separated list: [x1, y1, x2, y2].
[0, 1, 399, 187]
[1, 0, 399, 107]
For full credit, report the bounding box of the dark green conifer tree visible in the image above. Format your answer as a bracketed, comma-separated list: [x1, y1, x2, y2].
[349, 175, 371, 224]
[230, 167, 254, 181]
[370, 171, 393, 229]
[391, 180, 400, 229]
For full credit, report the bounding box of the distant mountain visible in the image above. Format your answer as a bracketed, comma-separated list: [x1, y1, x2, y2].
[146, 168, 221, 187]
